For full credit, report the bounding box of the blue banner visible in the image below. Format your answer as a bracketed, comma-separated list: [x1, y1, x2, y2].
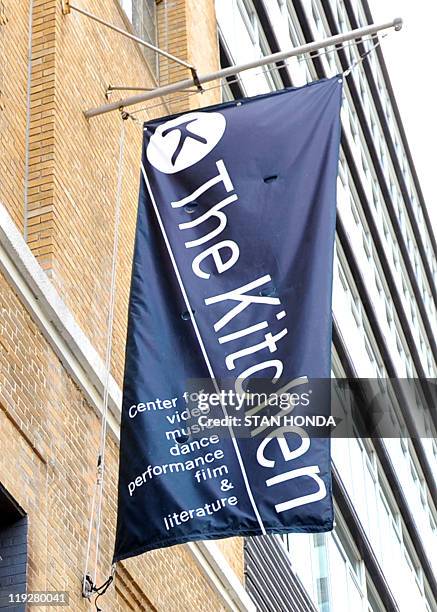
[113, 76, 342, 562]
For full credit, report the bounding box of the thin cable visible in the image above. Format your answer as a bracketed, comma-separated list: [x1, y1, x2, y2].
[83, 478, 97, 592]
[24, 0, 34, 242]
[343, 34, 386, 77]
[82, 116, 126, 590]
[129, 32, 386, 117]
[93, 116, 126, 584]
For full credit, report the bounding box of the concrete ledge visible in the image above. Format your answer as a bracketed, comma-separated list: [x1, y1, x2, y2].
[0, 201, 121, 438]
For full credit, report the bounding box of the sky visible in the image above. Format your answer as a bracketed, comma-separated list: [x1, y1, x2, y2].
[368, 0, 436, 240]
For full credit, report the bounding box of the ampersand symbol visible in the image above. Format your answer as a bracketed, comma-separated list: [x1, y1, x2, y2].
[220, 479, 234, 492]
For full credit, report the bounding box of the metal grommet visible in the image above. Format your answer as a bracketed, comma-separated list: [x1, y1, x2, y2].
[259, 286, 277, 298]
[184, 201, 198, 214]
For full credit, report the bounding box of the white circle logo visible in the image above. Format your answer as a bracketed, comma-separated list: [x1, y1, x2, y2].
[146, 112, 226, 174]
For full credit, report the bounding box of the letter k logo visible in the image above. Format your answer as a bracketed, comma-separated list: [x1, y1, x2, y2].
[162, 119, 208, 166]
[146, 112, 226, 174]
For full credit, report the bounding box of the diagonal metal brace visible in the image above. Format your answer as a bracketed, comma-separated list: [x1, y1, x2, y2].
[63, 2, 197, 74]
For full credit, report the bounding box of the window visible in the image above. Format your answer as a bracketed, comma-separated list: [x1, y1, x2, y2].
[238, 0, 258, 45]
[429, 513, 437, 537]
[329, 524, 365, 612]
[363, 228, 372, 259]
[337, 2, 345, 29]
[120, 0, 157, 75]
[367, 580, 385, 612]
[288, 13, 301, 48]
[396, 332, 405, 362]
[338, 265, 349, 293]
[371, 184, 379, 211]
[0, 484, 27, 610]
[375, 355, 385, 381]
[393, 245, 399, 270]
[404, 545, 423, 595]
[380, 146, 386, 171]
[351, 200, 361, 225]
[401, 277, 408, 298]
[365, 338, 375, 365]
[370, 114, 377, 138]
[385, 297, 393, 327]
[374, 268, 382, 295]
[400, 424, 408, 454]
[351, 290, 362, 328]
[410, 459, 419, 487]
[313, 534, 330, 612]
[311, 1, 323, 34]
[349, 109, 358, 141]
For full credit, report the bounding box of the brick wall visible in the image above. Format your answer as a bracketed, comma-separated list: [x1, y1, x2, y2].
[0, 0, 244, 607]
[0, 1, 29, 233]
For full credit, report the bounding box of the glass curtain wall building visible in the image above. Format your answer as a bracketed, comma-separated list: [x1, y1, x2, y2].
[215, 1, 437, 611]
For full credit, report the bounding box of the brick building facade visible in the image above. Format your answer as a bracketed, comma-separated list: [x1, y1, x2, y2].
[0, 1, 250, 609]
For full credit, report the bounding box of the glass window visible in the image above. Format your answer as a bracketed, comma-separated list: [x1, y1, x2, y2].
[363, 228, 371, 259]
[351, 200, 361, 225]
[120, 0, 157, 75]
[0, 486, 28, 606]
[338, 265, 349, 293]
[238, 0, 259, 45]
[365, 338, 375, 365]
[351, 291, 362, 328]
[371, 184, 379, 211]
[329, 527, 365, 612]
[374, 269, 382, 295]
[313, 533, 330, 612]
[385, 298, 393, 326]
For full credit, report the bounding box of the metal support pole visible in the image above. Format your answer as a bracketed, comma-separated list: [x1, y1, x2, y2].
[84, 17, 402, 119]
[65, 3, 194, 71]
[106, 85, 200, 93]
[107, 86, 156, 93]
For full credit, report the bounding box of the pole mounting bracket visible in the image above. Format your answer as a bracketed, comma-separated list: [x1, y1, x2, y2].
[61, 0, 71, 15]
[190, 67, 204, 93]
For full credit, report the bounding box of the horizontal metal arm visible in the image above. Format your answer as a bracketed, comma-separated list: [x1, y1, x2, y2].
[84, 17, 403, 119]
[106, 85, 200, 93]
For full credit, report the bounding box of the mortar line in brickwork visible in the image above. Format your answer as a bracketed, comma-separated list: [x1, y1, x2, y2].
[24, 0, 34, 242]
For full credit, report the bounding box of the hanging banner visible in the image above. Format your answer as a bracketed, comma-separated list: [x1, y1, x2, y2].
[113, 76, 342, 562]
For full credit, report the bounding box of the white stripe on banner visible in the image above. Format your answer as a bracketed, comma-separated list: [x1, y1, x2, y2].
[141, 162, 266, 535]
